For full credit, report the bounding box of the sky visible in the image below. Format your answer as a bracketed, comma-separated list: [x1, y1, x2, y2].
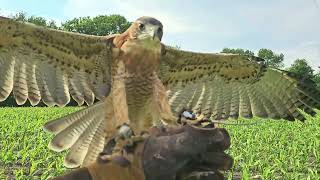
[0, 0, 319, 69]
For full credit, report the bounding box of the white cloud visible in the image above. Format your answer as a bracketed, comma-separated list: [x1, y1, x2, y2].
[0, 8, 17, 17]
[237, 0, 320, 39]
[277, 41, 320, 69]
[63, 0, 202, 34]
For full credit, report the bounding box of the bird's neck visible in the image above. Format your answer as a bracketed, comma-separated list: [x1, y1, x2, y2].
[120, 38, 162, 74]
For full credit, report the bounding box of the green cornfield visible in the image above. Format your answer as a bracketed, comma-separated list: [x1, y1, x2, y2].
[0, 107, 319, 179]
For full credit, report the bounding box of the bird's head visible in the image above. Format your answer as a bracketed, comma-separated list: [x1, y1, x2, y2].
[117, 17, 163, 73]
[130, 16, 163, 41]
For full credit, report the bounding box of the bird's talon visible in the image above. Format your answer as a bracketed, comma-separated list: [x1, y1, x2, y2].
[180, 111, 199, 125]
[182, 111, 196, 120]
[123, 135, 149, 148]
[180, 111, 214, 127]
[131, 135, 148, 142]
[98, 153, 116, 163]
[98, 151, 131, 167]
[140, 130, 149, 136]
[124, 139, 135, 146]
[116, 123, 134, 140]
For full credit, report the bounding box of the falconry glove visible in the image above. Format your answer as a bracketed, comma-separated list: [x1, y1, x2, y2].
[52, 124, 233, 180]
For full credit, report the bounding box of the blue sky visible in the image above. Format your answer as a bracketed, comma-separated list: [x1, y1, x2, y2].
[0, 0, 319, 69]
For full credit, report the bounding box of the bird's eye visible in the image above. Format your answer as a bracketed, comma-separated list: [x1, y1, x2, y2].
[158, 27, 163, 34]
[139, 23, 145, 30]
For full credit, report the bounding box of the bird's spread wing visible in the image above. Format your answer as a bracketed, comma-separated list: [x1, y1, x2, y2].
[0, 16, 116, 106]
[160, 46, 320, 121]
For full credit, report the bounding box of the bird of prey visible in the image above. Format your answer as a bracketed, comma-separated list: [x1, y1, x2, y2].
[0, 16, 319, 168]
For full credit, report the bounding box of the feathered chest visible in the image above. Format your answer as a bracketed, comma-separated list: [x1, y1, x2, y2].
[125, 72, 155, 108]
[120, 38, 162, 74]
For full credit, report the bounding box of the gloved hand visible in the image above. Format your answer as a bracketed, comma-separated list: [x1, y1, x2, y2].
[52, 124, 233, 180]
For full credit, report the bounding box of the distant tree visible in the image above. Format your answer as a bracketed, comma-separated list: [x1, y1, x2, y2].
[26, 16, 47, 26]
[62, 15, 131, 36]
[10, 12, 131, 35]
[12, 12, 28, 21]
[287, 58, 314, 80]
[47, 20, 59, 29]
[12, 12, 59, 29]
[221, 48, 254, 56]
[313, 72, 320, 90]
[257, 48, 284, 68]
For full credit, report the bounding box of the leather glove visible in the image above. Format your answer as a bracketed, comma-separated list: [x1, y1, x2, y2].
[52, 125, 233, 180]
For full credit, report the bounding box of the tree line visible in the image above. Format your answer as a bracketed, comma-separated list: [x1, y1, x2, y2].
[0, 12, 319, 106]
[221, 48, 320, 90]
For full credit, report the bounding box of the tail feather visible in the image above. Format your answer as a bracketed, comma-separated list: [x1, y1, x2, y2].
[64, 115, 105, 168]
[48, 113, 96, 152]
[43, 103, 102, 134]
[43, 100, 107, 168]
[82, 115, 106, 166]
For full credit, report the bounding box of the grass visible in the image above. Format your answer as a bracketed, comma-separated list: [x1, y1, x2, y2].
[0, 107, 319, 180]
[223, 114, 320, 180]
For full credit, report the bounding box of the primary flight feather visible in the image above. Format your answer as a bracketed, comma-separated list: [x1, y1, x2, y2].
[0, 16, 319, 168]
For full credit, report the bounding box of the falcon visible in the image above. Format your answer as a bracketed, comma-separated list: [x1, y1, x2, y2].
[0, 16, 319, 168]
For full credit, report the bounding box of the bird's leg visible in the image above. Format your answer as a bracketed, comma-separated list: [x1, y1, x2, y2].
[102, 60, 137, 160]
[112, 62, 132, 139]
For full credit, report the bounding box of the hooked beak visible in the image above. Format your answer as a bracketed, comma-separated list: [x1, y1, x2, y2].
[149, 30, 159, 40]
[148, 27, 162, 41]
[136, 25, 163, 41]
